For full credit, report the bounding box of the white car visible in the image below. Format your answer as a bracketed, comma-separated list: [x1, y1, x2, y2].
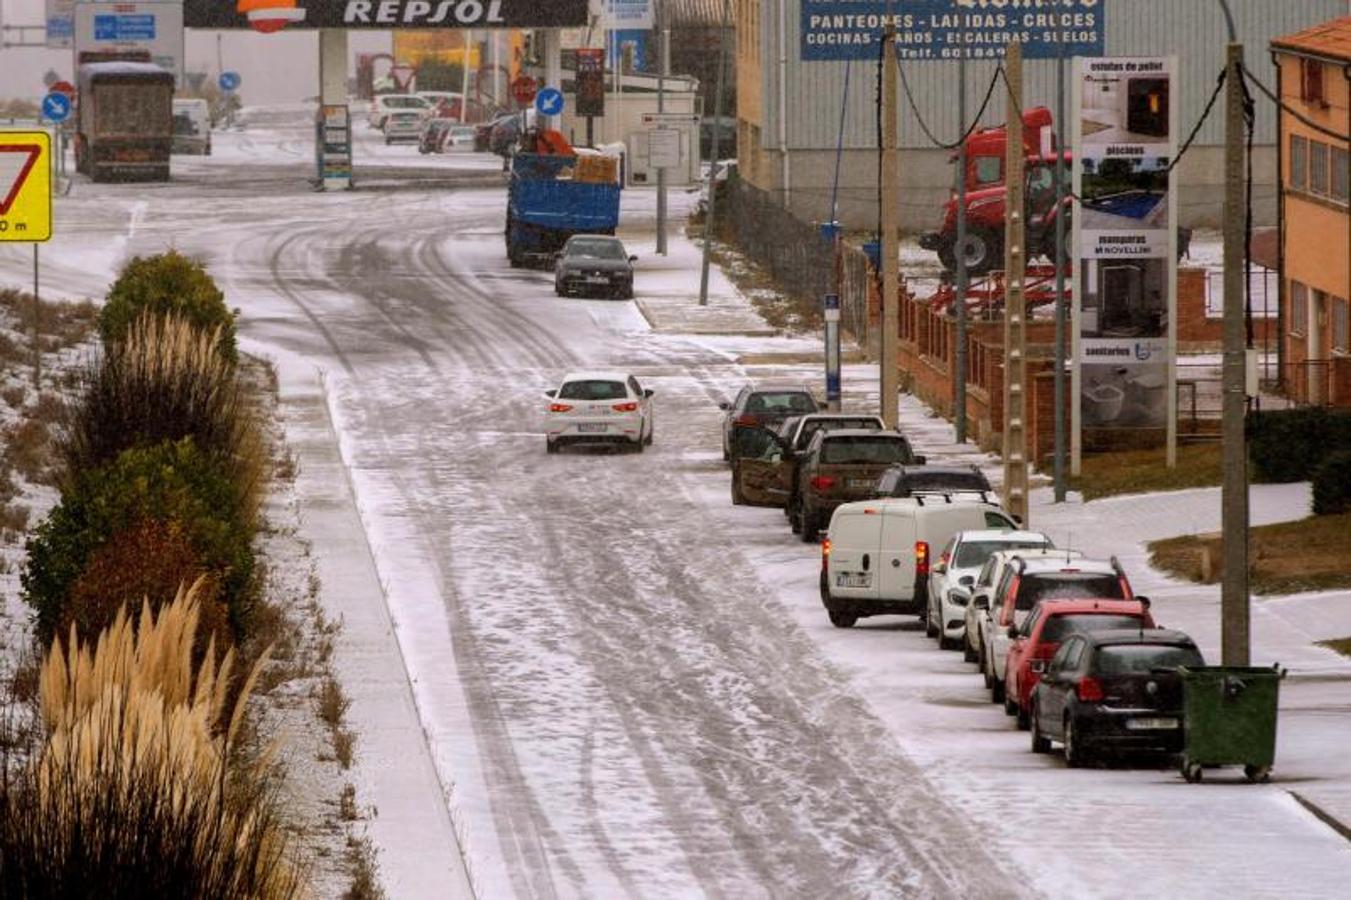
[966, 548, 1082, 687]
[927, 529, 1052, 652]
[447, 125, 477, 148]
[545, 371, 654, 454]
[368, 94, 430, 129]
[383, 110, 424, 144]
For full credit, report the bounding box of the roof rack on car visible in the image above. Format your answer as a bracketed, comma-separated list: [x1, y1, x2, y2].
[909, 489, 994, 505]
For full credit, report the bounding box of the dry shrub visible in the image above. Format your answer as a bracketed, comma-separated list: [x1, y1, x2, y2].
[60, 312, 264, 510]
[65, 518, 230, 653]
[0, 584, 305, 898]
[3, 418, 56, 485]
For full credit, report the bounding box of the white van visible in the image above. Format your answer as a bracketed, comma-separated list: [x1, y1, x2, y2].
[821, 497, 1017, 628]
[171, 98, 211, 155]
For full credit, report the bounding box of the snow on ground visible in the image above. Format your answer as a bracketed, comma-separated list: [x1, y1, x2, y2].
[4, 107, 1348, 898]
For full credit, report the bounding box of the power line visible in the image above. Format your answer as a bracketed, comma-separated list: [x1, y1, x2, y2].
[896, 57, 1003, 151]
[1241, 64, 1351, 143]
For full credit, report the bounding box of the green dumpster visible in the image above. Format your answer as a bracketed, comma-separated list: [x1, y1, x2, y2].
[1178, 665, 1285, 783]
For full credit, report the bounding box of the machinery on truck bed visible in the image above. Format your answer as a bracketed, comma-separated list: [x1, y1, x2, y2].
[506, 129, 621, 267]
[75, 54, 174, 183]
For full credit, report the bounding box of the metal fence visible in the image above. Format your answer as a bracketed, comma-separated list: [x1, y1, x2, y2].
[719, 176, 872, 347]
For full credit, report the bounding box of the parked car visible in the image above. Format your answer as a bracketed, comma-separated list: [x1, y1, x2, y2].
[792, 429, 919, 541]
[419, 117, 452, 154]
[821, 497, 1017, 628]
[965, 548, 1082, 678]
[368, 93, 430, 129]
[1004, 598, 1156, 728]
[170, 98, 211, 155]
[765, 413, 887, 518]
[927, 529, 1052, 652]
[873, 463, 997, 503]
[553, 235, 637, 299]
[544, 371, 654, 453]
[416, 91, 461, 120]
[1031, 629, 1203, 766]
[383, 110, 423, 144]
[980, 554, 1135, 703]
[719, 382, 819, 461]
[447, 125, 477, 149]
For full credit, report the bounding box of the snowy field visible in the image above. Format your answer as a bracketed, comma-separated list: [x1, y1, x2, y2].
[2, 108, 1348, 898]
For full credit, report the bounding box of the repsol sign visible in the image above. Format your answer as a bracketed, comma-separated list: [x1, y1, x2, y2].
[183, 1, 589, 30]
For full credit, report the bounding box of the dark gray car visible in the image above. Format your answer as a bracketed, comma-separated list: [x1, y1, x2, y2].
[554, 236, 636, 299]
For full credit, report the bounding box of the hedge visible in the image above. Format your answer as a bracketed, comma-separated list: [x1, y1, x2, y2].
[22, 438, 256, 644]
[100, 251, 237, 362]
[1312, 450, 1351, 516]
[1248, 407, 1351, 483]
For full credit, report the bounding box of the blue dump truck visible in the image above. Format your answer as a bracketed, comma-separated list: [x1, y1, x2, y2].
[506, 152, 622, 267]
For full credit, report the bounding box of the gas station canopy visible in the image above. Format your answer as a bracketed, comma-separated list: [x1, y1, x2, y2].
[182, 0, 588, 30]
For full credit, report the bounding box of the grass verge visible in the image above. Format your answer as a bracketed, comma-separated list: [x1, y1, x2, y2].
[1317, 638, 1351, 658]
[1148, 512, 1351, 595]
[1064, 443, 1222, 501]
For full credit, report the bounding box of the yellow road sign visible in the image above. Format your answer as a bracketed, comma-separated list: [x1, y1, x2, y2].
[0, 131, 52, 242]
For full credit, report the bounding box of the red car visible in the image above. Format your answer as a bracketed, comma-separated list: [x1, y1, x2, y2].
[1003, 598, 1155, 729]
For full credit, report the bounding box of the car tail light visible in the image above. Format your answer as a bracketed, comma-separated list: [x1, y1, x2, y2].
[735, 414, 758, 427]
[915, 541, 930, 578]
[612, 402, 639, 412]
[549, 403, 573, 413]
[810, 475, 836, 492]
[821, 538, 831, 569]
[1077, 676, 1105, 702]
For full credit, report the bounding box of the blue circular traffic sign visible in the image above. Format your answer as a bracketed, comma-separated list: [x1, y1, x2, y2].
[534, 87, 564, 117]
[219, 71, 241, 92]
[41, 92, 71, 123]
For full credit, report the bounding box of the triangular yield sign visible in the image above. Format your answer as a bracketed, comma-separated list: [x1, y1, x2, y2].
[0, 145, 41, 217]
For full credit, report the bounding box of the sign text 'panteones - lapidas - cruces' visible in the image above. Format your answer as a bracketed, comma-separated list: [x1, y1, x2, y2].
[181, 0, 589, 29]
[800, 0, 1107, 61]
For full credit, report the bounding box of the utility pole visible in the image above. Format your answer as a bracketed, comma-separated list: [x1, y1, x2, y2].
[954, 42, 969, 444]
[461, 30, 473, 125]
[1002, 40, 1029, 526]
[656, 0, 669, 256]
[1221, 41, 1250, 666]
[880, 25, 900, 430]
[697, 0, 731, 307]
[1053, 47, 1068, 502]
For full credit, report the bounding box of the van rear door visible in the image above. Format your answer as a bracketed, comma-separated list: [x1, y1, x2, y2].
[876, 509, 919, 601]
[826, 507, 881, 600]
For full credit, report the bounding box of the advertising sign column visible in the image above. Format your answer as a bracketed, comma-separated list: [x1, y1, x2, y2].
[1072, 57, 1179, 471]
[316, 105, 352, 191]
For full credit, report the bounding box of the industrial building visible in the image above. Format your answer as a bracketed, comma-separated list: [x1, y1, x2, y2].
[736, 0, 1349, 231]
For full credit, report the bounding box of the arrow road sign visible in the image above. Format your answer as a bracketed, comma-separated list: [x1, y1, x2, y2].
[41, 93, 72, 123]
[0, 132, 52, 242]
[219, 70, 241, 91]
[535, 87, 564, 117]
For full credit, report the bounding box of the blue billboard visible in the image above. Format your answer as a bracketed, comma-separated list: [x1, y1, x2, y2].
[93, 14, 157, 42]
[801, 0, 1107, 62]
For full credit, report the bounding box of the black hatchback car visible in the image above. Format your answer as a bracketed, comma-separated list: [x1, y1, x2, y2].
[1030, 628, 1204, 767]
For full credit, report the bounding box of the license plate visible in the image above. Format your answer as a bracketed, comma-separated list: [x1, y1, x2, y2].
[1125, 717, 1178, 730]
[848, 479, 874, 489]
[836, 573, 871, 589]
[585, 276, 609, 284]
[577, 423, 606, 433]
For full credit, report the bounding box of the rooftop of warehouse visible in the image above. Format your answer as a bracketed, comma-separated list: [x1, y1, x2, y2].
[1270, 15, 1351, 62]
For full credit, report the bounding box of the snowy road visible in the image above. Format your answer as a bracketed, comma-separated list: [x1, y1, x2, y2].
[4, 109, 1349, 898]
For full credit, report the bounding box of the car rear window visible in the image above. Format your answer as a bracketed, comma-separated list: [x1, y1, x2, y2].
[558, 380, 627, 401]
[1093, 645, 1204, 675]
[1041, 614, 1144, 643]
[955, 540, 1048, 569]
[820, 436, 914, 465]
[747, 392, 817, 414]
[1015, 573, 1123, 609]
[892, 470, 991, 495]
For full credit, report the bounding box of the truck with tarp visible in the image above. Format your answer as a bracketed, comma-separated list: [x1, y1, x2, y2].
[505, 131, 622, 267]
[75, 60, 174, 182]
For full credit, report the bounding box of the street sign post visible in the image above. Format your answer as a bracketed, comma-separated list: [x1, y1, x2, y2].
[824, 293, 842, 410]
[218, 70, 241, 91]
[535, 87, 564, 117]
[0, 131, 53, 388]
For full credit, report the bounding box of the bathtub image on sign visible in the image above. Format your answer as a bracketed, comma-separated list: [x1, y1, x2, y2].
[1079, 256, 1168, 339]
[1082, 360, 1169, 428]
[1080, 155, 1170, 230]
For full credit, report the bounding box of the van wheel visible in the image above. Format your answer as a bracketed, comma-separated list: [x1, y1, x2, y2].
[828, 611, 857, 629]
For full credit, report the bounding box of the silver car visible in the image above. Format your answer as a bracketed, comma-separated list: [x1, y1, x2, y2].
[928, 530, 1052, 652]
[383, 110, 423, 144]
